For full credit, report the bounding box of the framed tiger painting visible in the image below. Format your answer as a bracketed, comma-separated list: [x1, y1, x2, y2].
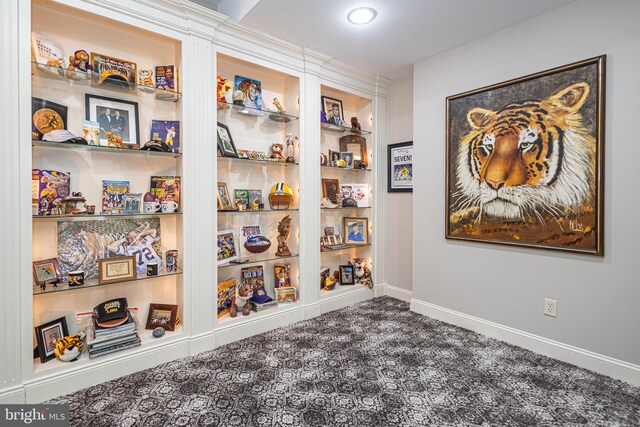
[446, 56, 605, 255]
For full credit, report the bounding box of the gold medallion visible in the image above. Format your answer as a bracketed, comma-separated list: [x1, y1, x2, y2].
[33, 108, 64, 134]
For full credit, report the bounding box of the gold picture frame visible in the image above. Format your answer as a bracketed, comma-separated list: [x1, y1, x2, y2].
[98, 255, 136, 284]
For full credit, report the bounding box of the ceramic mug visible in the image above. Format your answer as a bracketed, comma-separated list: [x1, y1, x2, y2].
[144, 201, 161, 213]
[68, 270, 85, 287]
[161, 201, 179, 213]
[166, 250, 178, 273]
[147, 262, 159, 277]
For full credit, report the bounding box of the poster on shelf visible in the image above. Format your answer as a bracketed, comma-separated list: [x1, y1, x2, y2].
[31, 98, 68, 140]
[234, 75, 262, 109]
[102, 180, 130, 214]
[57, 218, 162, 279]
[150, 176, 181, 208]
[340, 183, 370, 207]
[155, 65, 176, 91]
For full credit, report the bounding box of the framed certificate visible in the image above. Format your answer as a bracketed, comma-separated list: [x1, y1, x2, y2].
[388, 141, 413, 192]
[98, 256, 136, 284]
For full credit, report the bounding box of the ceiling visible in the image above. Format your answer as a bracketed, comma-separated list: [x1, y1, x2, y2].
[214, 0, 577, 80]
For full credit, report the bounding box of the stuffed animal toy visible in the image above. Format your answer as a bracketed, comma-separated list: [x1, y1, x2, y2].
[217, 75, 232, 102]
[230, 283, 253, 317]
[67, 50, 92, 73]
[53, 332, 85, 362]
[351, 116, 361, 131]
[138, 69, 154, 87]
[353, 258, 373, 288]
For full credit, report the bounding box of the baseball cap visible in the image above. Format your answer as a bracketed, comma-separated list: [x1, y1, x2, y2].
[250, 287, 273, 304]
[140, 139, 171, 152]
[42, 129, 88, 144]
[93, 297, 130, 327]
[342, 197, 358, 208]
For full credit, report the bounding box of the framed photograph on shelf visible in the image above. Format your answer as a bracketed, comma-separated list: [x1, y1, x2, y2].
[217, 182, 234, 211]
[35, 316, 69, 363]
[321, 96, 343, 126]
[234, 75, 262, 110]
[150, 120, 180, 153]
[217, 122, 239, 157]
[234, 189, 249, 210]
[322, 178, 340, 204]
[85, 94, 140, 148]
[343, 217, 369, 245]
[275, 287, 297, 303]
[217, 229, 240, 265]
[388, 141, 413, 193]
[340, 134, 368, 167]
[248, 190, 263, 210]
[446, 56, 604, 254]
[328, 150, 341, 167]
[122, 193, 142, 214]
[32, 258, 62, 288]
[31, 97, 68, 140]
[97, 255, 136, 284]
[145, 303, 178, 331]
[339, 265, 355, 285]
[340, 152, 354, 169]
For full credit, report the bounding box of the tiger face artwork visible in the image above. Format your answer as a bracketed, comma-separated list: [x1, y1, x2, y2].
[446, 57, 604, 254]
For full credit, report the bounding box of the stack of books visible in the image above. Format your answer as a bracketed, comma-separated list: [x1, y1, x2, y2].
[88, 315, 140, 359]
[252, 300, 278, 312]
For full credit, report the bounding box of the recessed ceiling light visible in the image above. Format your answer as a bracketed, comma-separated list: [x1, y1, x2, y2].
[347, 7, 377, 25]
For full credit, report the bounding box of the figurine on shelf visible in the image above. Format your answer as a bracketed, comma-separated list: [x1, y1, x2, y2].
[217, 75, 232, 103]
[353, 258, 373, 289]
[230, 282, 253, 317]
[104, 131, 123, 148]
[273, 98, 285, 114]
[138, 69, 156, 93]
[67, 50, 92, 74]
[276, 215, 292, 257]
[238, 150, 250, 159]
[232, 89, 245, 106]
[285, 134, 297, 163]
[270, 143, 285, 162]
[351, 116, 361, 131]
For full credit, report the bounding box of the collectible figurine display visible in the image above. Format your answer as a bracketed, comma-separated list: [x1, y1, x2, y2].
[232, 89, 245, 106]
[285, 134, 297, 163]
[353, 258, 373, 288]
[230, 282, 253, 317]
[272, 98, 285, 114]
[104, 131, 124, 148]
[351, 116, 361, 131]
[270, 143, 285, 161]
[276, 215, 292, 257]
[269, 183, 294, 210]
[53, 332, 85, 362]
[138, 69, 156, 93]
[67, 50, 93, 75]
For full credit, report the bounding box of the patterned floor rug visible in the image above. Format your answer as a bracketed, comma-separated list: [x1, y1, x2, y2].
[50, 296, 639, 426]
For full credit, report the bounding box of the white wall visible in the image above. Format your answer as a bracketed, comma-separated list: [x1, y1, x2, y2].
[412, 0, 640, 366]
[384, 73, 413, 292]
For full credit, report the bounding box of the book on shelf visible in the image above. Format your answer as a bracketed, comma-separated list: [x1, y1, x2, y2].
[251, 300, 278, 312]
[88, 313, 140, 359]
[88, 338, 141, 359]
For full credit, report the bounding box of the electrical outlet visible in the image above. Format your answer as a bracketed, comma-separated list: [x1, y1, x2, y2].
[544, 298, 557, 317]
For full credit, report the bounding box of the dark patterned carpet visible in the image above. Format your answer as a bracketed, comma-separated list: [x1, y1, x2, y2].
[50, 297, 640, 426]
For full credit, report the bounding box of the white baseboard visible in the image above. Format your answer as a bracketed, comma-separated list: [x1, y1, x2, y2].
[189, 331, 217, 355]
[410, 298, 640, 386]
[319, 284, 379, 314]
[385, 284, 412, 302]
[24, 339, 190, 403]
[0, 385, 25, 404]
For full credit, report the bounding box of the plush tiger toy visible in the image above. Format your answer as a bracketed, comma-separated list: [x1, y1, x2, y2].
[54, 332, 85, 362]
[454, 82, 594, 221]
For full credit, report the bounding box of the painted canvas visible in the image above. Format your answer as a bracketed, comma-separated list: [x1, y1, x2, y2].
[446, 56, 605, 255]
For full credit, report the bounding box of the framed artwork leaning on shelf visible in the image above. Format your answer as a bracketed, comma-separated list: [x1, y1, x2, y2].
[85, 94, 140, 148]
[217, 229, 239, 265]
[35, 316, 69, 363]
[217, 121, 239, 157]
[145, 303, 178, 331]
[343, 217, 369, 245]
[322, 96, 343, 126]
[388, 141, 413, 193]
[217, 182, 234, 211]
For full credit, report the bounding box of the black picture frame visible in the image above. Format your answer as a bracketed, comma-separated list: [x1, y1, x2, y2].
[339, 265, 355, 285]
[85, 94, 140, 148]
[321, 96, 344, 126]
[388, 141, 413, 193]
[35, 316, 69, 363]
[217, 121, 239, 157]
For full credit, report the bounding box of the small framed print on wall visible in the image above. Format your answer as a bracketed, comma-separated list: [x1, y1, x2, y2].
[388, 141, 413, 193]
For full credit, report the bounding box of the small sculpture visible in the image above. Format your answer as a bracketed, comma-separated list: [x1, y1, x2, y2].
[232, 89, 245, 106]
[104, 131, 123, 148]
[152, 327, 165, 338]
[276, 215, 292, 257]
[270, 143, 285, 161]
[273, 98, 285, 114]
[285, 134, 297, 163]
[138, 69, 156, 93]
[217, 75, 232, 102]
[67, 50, 93, 73]
[351, 116, 361, 131]
[230, 282, 253, 317]
[53, 332, 85, 362]
[353, 258, 373, 288]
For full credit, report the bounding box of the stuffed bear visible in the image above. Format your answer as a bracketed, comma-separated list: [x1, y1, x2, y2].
[353, 258, 373, 288]
[68, 50, 92, 73]
[230, 283, 253, 317]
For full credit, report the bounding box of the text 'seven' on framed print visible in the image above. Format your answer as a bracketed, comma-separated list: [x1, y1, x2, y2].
[388, 141, 413, 192]
[217, 121, 239, 157]
[446, 56, 605, 255]
[35, 316, 69, 363]
[98, 255, 136, 285]
[85, 94, 140, 147]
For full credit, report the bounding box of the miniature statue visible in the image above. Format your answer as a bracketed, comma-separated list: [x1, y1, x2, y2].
[230, 282, 253, 317]
[217, 75, 232, 103]
[67, 50, 92, 73]
[138, 69, 156, 93]
[273, 98, 285, 114]
[285, 134, 297, 163]
[353, 258, 373, 288]
[104, 131, 123, 148]
[232, 89, 245, 106]
[351, 116, 361, 131]
[276, 215, 292, 257]
[270, 143, 285, 162]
